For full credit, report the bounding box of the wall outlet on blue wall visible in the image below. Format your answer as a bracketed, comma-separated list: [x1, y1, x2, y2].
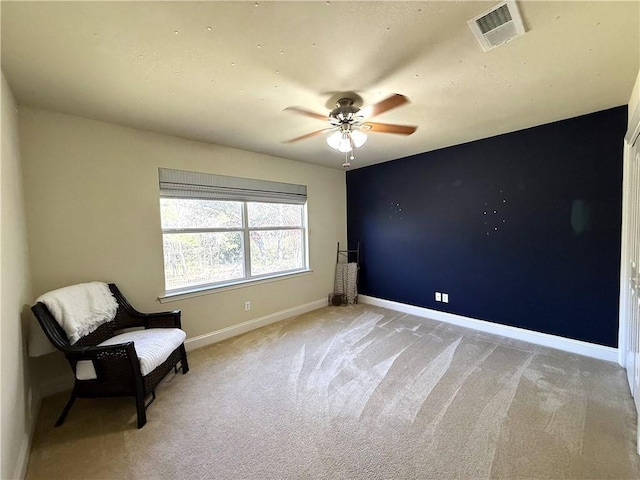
[435, 292, 449, 303]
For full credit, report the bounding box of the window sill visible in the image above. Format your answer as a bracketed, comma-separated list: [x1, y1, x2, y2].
[158, 269, 314, 304]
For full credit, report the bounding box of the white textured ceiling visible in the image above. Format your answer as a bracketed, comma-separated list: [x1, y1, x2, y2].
[2, 1, 638, 169]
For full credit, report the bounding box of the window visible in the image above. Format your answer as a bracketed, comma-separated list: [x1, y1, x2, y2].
[159, 168, 308, 294]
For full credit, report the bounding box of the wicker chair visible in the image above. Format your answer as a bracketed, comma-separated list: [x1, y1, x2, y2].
[31, 283, 189, 428]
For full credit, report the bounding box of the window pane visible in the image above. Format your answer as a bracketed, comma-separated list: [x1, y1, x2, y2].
[160, 198, 242, 229]
[163, 232, 243, 290]
[250, 230, 303, 276]
[247, 202, 303, 228]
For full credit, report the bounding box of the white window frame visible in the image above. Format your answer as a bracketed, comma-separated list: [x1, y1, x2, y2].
[158, 168, 309, 297]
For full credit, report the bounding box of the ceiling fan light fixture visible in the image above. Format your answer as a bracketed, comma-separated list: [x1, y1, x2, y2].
[326, 130, 342, 150]
[337, 134, 353, 153]
[327, 129, 367, 152]
[327, 130, 354, 152]
[351, 129, 367, 148]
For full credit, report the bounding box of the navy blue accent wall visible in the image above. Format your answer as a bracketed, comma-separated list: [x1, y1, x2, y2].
[346, 106, 627, 347]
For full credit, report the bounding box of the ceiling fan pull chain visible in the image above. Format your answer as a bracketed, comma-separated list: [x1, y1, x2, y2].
[343, 151, 351, 169]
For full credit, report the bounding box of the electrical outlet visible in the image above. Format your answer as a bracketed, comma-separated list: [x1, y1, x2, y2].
[435, 292, 442, 302]
[442, 293, 449, 303]
[244, 301, 251, 311]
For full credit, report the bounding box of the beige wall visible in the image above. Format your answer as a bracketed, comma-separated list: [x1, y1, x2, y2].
[1, 73, 36, 479]
[20, 106, 346, 339]
[629, 67, 639, 122]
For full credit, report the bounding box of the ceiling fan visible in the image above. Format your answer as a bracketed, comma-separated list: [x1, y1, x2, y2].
[284, 94, 417, 168]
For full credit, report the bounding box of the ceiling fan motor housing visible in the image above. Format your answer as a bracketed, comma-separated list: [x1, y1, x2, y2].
[330, 98, 361, 123]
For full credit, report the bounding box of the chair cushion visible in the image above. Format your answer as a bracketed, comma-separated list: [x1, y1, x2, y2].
[76, 328, 187, 380]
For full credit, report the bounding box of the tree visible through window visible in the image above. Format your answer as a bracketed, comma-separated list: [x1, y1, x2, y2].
[160, 198, 307, 293]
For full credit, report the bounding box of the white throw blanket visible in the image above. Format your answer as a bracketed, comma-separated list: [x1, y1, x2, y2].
[36, 282, 118, 344]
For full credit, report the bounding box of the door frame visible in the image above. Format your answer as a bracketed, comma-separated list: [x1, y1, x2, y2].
[619, 102, 640, 455]
[619, 103, 640, 368]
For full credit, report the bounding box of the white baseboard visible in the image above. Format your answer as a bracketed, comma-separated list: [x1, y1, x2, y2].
[14, 396, 41, 480]
[184, 298, 327, 351]
[359, 295, 618, 362]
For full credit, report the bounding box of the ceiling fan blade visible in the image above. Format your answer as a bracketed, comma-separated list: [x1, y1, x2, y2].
[283, 128, 334, 144]
[283, 106, 328, 121]
[364, 122, 417, 135]
[360, 94, 410, 118]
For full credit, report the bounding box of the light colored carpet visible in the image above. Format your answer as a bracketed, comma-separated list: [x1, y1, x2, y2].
[26, 304, 639, 479]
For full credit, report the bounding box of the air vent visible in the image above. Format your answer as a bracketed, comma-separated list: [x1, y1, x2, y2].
[468, 1, 525, 52]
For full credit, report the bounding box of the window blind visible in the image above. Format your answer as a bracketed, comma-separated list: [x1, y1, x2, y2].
[159, 168, 307, 204]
